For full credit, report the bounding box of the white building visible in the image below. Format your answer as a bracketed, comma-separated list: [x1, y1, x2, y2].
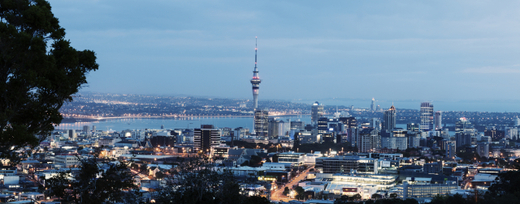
[54, 155, 81, 168]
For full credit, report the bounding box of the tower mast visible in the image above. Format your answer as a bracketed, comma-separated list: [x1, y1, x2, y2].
[251, 37, 261, 110]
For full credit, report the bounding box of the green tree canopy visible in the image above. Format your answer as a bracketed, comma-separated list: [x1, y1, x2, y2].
[0, 0, 98, 163]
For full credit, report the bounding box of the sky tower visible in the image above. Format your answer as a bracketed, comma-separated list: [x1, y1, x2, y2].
[251, 37, 261, 110]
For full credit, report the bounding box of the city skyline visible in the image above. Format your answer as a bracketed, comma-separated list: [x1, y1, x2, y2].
[48, 1, 520, 107]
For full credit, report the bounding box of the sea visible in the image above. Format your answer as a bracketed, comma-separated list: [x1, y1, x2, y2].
[54, 115, 415, 134]
[296, 99, 520, 112]
[55, 115, 312, 132]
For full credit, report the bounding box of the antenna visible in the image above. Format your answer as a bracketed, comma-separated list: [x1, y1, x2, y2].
[254, 36, 258, 68]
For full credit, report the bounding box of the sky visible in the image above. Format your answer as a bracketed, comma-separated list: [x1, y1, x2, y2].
[48, 0, 520, 111]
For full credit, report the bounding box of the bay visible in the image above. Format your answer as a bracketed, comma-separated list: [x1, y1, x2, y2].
[55, 115, 312, 132]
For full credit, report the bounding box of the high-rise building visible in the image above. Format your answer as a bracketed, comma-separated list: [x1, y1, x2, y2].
[382, 105, 396, 132]
[370, 98, 375, 111]
[420, 102, 434, 132]
[407, 123, 420, 132]
[311, 101, 324, 124]
[435, 111, 442, 130]
[250, 37, 261, 110]
[358, 128, 380, 153]
[194, 125, 220, 153]
[455, 117, 477, 147]
[68, 129, 76, 141]
[339, 117, 357, 145]
[317, 117, 328, 134]
[254, 110, 269, 137]
[370, 118, 381, 130]
[268, 118, 290, 138]
[290, 120, 305, 131]
[455, 117, 472, 135]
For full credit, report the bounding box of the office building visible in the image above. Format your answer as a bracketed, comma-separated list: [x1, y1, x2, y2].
[194, 125, 220, 153]
[339, 117, 358, 146]
[382, 105, 396, 132]
[233, 127, 249, 140]
[317, 117, 328, 134]
[68, 129, 76, 141]
[445, 140, 456, 159]
[435, 111, 442, 130]
[358, 128, 380, 153]
[420, 102, 434, 132]
[370, 118, 381, 130]
[83, 125, 89, 135]
[407, 123, 420, 132]
[400, 183, 458, 199]
[371, 98, 376, 111]
[311, 101, 324, 125]
[268, 118, 290, 138]
[316, 156, 379, 174]
[290, 120, 305, 131]
[254, 110, 269, 137]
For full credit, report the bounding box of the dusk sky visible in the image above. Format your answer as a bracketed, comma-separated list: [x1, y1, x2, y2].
[48, 0, 520, 110]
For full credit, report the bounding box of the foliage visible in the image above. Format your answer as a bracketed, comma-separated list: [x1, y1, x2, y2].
[0, 0, 98, 164]
[283, 187, 290, 196]
[243, 196, 270, 204]
[155, 156, 269, 204]
[294, 186, 305, 200]
[353, 193, 361, 201]
[249, 155, 263, 167]
[45, 157, 139, 204]
[372, 194, 382, 200]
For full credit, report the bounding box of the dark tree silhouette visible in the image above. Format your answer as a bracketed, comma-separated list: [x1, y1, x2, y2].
[155, 156, 269, 204]
[45, 157, 139, 204]
[0, 0, 98, 164]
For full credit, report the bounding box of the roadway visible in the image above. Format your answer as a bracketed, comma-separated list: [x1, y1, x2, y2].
[270, 167, 312, 202]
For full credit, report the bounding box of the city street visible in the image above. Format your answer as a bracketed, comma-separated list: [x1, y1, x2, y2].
[271, 167, 312, 202]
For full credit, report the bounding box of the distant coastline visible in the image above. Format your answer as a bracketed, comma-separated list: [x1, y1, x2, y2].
[60, 114, 311, 124]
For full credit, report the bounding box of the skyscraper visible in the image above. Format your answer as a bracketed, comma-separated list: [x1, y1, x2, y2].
[311, 101, 324, 124]
[254, 110, 269, 137]
[382, 105, 396, 132]
[420, 102, 434, 132]
[194, 125, 220, 153]
[435, 111, 442, 130]
[250, 37, 261, 110]
[338, 116, 357, 145]
[370, 98, 375, 111]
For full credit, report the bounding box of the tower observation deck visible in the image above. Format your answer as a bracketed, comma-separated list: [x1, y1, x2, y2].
[251, 37, 261, 110]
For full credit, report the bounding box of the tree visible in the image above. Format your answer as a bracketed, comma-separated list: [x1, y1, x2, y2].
[0, 0, 98, 164]
[155, 156, 243, 204]
[294, 186, 305, 200]
[45, 157, 139, 203]
[352, 193, 361, 201]
[243, 196, 270, 204]
[249, 155, 263, 167]
[283, 187, 290, 196]
[371, 193, 382, 200]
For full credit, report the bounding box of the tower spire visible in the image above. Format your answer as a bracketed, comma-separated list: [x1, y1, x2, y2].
[251, 37, 261, 110]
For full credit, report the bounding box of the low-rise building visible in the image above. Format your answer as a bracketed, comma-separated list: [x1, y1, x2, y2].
[316, 156, 379, 174]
